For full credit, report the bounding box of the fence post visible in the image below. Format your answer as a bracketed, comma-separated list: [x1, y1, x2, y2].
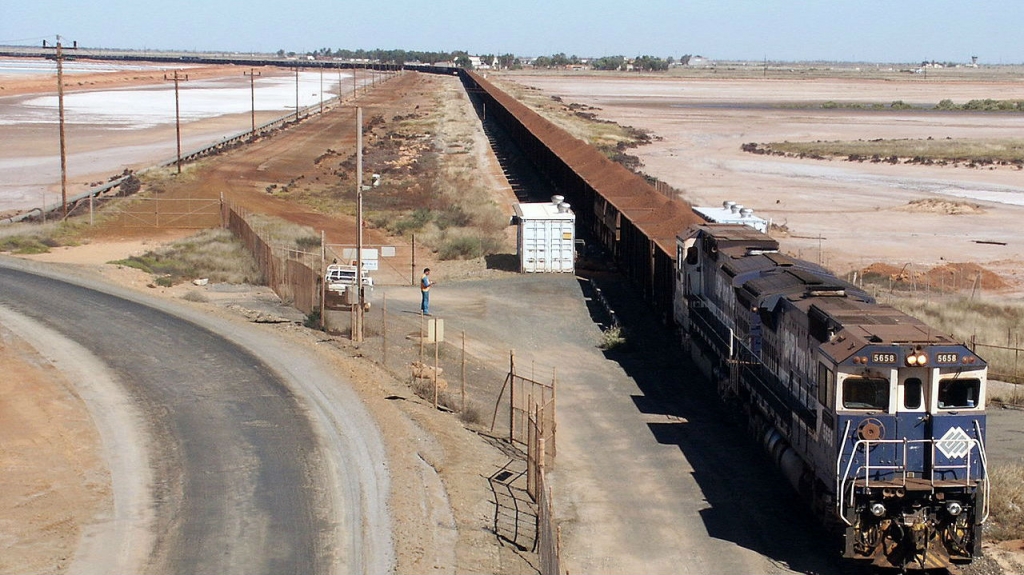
[538, 407, 547, 478]
[462, 330, 466, 414]
[551, 368, 557, 459]
[1015, 334, 1020, 402]
[509, 350, 516, 444]
[433, 333, 439, 410]
[320, 230, 326, 331]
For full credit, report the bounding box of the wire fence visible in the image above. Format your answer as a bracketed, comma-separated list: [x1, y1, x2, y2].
[225, 202, 320, 316]
[322, 297, 562, 572]
[970, 335, 1024, 389]
[225, 202, 564, 572]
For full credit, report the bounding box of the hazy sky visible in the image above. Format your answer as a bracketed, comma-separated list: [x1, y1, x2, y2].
[2, 0, 1020, 64]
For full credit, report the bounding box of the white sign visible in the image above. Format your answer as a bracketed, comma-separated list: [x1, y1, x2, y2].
[427, 318, 444, 343]
[341, 248, 379, 270]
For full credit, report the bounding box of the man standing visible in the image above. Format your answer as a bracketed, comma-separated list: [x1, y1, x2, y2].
[420, 268, 434, 315]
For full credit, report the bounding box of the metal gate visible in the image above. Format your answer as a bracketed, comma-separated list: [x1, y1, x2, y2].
[113, 197, 222, 228]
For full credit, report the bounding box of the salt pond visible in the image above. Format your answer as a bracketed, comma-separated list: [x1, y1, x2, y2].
[0, 58, 354, 213]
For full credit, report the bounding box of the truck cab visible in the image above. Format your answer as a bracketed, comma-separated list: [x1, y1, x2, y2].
[325, 263, 373, 306]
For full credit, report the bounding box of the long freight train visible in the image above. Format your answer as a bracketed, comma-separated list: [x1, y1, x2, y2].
[673, 222, 989, 570]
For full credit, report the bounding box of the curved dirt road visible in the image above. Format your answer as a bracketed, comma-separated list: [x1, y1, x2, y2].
[0, 257, 393, 574]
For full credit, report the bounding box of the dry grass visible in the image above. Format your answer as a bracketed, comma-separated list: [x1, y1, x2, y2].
[0, 220, 85, 254]
[409, 371, 481, 423]
[987, 462, 1024, 541]
[244, 213, 321, 250]
[110, 228, 261, 286]
[760, 138, 1024, 165]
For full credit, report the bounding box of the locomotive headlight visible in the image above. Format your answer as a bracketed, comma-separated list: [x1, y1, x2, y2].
[906, 353, 928, 366]
[869, 502, 887, 517]
[946, 501, 963, 516]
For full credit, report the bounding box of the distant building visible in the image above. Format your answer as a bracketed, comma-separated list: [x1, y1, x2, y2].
[470, 56, 494, 69]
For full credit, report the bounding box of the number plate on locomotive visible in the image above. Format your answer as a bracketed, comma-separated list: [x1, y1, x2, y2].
[871, 353, 897, 364]
[935, 353, 959, 364]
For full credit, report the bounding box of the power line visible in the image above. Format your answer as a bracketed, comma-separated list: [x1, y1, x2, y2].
[0, 35, 51, 44]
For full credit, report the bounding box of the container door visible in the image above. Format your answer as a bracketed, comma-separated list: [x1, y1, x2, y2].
[522, 221, 545, 272]
[553, 221, 574, 272]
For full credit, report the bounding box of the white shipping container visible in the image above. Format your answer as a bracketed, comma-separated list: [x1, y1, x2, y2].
[514, 198, 575, 273]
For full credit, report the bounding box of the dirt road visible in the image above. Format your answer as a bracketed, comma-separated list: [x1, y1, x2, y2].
[0, 258, 396, 574]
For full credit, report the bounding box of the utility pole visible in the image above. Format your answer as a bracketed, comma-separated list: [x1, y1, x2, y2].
[164, 70, 188, 174]
[354, 106, 364, 342]
[319, 65, 324, 114]
[44, 36, 76, 219]
[294, 67, 299, 121]
[244, 68, 260, 135]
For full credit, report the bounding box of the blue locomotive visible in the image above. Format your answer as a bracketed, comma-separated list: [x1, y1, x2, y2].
[674, 222, 989, 570]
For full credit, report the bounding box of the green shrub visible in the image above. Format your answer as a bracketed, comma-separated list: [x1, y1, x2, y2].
[390, 208, 434, 236]
[294, 235, 321, 251]
[435, 205, 471, 229]
[304, 309, 322, 330]
[599, 325, 626, 350]
[460, 403, 483, 425]
[0, 236, 51, 254]
[110, 228, 259, 286]
[181, 290, 209, 303]
[436, 232, 502, 260]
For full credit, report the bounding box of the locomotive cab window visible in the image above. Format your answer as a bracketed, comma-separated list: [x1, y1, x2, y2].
[685, 245, 699, 266]
[903, 377, 923, 410]
[841, 376, 890, 411]
[937, 378, 982, 410]
[817, 363, 834, 407]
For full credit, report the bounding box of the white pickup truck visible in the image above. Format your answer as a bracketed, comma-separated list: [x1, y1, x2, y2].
[325, 263, 373, 307]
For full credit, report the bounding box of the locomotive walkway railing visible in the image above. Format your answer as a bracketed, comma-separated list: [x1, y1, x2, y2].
[836, 425, 990, 525]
